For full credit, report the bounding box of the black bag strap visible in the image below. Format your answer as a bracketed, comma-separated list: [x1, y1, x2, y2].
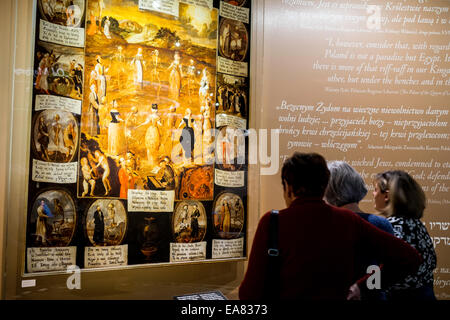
[268, 210, 279, 257]
[265, 210, 280, 299]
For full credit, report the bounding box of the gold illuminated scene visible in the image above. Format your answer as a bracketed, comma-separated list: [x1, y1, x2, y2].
[80, 0, 218, 201]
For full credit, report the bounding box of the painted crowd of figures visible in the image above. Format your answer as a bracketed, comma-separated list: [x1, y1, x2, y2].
[83, 49, 215, 198]
[28, 0, 248, 266]
[41, 0, 82, 27]
[214, 196, 244, 236]
[84, 42, 215, 162]
[35, 50, 83, 99]
[174, 203, 204, 242]
[80, 101, 215, 198]
[217, 84, 247, 117]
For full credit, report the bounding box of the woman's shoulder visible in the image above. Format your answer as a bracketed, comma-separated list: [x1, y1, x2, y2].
[387, 215, 404, 224]
[365, 213, 395, 234]
[388, 215, 422, 227]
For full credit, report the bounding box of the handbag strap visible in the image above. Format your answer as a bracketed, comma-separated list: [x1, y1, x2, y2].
[265, 209, 280, 299]
[268, 210, 279, 257]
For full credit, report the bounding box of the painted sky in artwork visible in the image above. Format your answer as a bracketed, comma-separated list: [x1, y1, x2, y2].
[100, 0, 218, 48]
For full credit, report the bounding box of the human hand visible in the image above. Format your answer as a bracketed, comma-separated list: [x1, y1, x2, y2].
[347, 283, 361, 300]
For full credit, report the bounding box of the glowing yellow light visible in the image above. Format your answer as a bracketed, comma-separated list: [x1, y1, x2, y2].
[185, 5, 213, 33]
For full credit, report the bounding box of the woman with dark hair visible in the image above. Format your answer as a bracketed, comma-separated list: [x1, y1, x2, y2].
[324, 161, 394, 300]
[239, 152, 422, 300]
[374, 170, 437, 300]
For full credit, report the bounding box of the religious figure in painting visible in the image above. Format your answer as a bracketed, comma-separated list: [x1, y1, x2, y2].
[103, 16, 112, 39]
[131, 47, 145, 88]
[124, 106, 138, 142]
[107, 202, 116, 227]
[93, 205, 105, 244]
[221, 201, 231, 233]
[179, 204, 190, 231]
[63, 120, 76, 161]
[66, 3, 76, 27]
[88, 84, 100, 137]
[81, 157, 96, 197]
[41, 0, 54, 19]
[52, 114, 63, 156]
[150, 49, 161, 98]
[97, 96, 109, 133]
[162, 105, 177, 157]
[36, 200, 50, 245]
[95, 55, 108, 101]
[230, 26, 243, 60]
[37, 115, 50, 161]
[95, 149, 111, 196]
[72, 63, 83, 98]
[108, 105, 126, 156]
[178, 108, 195, 164]
[186, 59, 196, 101]
[190, 204, 201, 239]
[138, 104, 162, 168]
[52, 198, 65, 233]
[36, 53, 50, 94]
[193, 108, 203, 162]
[221, 130, 231, 166]
[98, 0, 105, 21]
[118, 157, 134, 198]
[202, 105, 213, 162]
[80, 140, 100, 180]
[114, 45, 126, 88]
[222, 23, 231, 57]
[154, 156, 175, 190]
[87, 10, 97, 36]
[168, 51, 183, 101]
[198, 68, 209, 107]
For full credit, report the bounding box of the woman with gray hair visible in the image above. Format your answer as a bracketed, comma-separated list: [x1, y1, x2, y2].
[325, 161, 394, 233]
[324, 161, 394, 300]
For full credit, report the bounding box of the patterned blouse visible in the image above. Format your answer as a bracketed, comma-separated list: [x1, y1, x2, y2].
[387, 216, 437, 289]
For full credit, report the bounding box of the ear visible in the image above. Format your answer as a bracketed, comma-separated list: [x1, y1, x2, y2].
[384, 190, 389, 203]
[286, 183, 294, 198]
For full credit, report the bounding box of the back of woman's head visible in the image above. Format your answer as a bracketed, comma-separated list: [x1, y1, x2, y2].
[281, 152, 330, 198]
[324, 161, 367, 207]
[376, 170, 426, 219]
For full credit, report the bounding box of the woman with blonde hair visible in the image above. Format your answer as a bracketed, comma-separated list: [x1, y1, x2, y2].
[374, 170, 436, 300]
